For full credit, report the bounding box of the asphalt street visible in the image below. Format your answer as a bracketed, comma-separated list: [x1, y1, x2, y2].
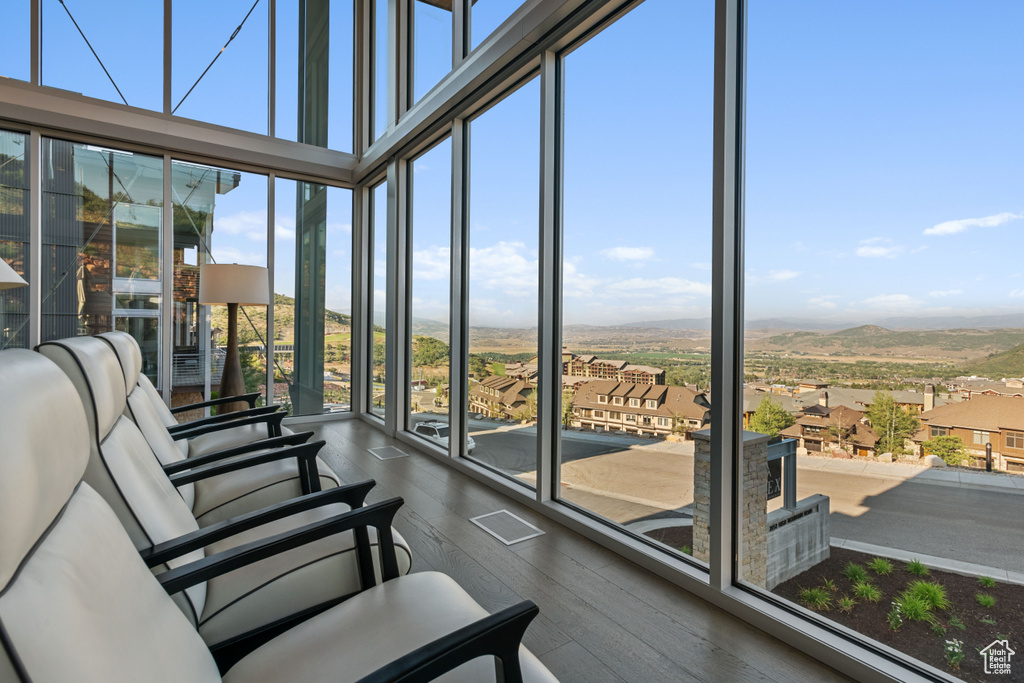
[464, 427, 1024, 574]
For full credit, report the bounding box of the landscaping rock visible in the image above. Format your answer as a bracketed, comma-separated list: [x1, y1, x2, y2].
[924, 454, 947, 467]
[878, 452, 893, 463]
[831, 450, 852, 459]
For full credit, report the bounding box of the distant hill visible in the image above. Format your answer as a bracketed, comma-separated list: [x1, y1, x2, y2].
[747, 325, 1024, 360]
[213, 293, 350, 343]
[962, 343, 1024, 378]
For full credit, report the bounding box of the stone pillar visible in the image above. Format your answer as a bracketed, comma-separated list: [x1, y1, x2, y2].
[691, 429, 770, 588]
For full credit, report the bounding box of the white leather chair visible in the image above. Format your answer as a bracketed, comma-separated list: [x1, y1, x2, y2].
[35, 336, 414, 653]
[0, 349, 557, 682]
[97, 331, 340, 526]
[99, 331, 303, 460]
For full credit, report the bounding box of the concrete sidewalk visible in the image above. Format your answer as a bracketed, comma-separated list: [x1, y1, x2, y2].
[795, 455, 1024, 495]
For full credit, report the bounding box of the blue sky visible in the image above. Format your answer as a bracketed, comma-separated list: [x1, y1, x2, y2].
[6, 1, 1023, 328]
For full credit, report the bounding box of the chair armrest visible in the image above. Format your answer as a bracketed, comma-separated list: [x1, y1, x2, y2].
[356, 601, 540, 683]
[170, 410, 286, 441]
[168, 405, 281, 435]
[162, 432, 315, 475]
[156, 496, 403, 595]
[140, 478, 376, 568]
[170, 392, 261, 414]
[167, 441, 325, 494]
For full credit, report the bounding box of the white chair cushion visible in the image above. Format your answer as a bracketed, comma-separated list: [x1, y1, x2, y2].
[223, 572, 557, 683]
[0, 484, 221, 683]
[196, 505, 414, 645]
[192, 457, 342, 527]
[187, 422, 297, 458]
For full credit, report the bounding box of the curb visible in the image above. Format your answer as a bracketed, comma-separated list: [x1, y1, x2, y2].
[831, 537, 1024, 587]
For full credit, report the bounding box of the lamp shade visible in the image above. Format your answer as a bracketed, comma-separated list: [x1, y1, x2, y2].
[198, 264, 270, 305]
[0, 258, 28, 290]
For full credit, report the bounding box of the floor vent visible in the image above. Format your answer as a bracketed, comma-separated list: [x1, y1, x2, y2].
[368, 446, 410, 460]
[470, 510, 544, 546]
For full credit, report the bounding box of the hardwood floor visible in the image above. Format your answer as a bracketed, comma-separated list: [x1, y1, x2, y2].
[309, 418, 853, 683]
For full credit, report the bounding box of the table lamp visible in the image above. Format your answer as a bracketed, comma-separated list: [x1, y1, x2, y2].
[1, 257, 28, 349]
[198, 263, 270, 413]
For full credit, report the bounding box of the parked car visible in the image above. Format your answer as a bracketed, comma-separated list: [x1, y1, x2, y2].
[413, 420, 476, 454]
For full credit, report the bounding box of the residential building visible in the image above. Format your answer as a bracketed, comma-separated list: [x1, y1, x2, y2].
[529, 349, 666, 384]
[571, 379, 709, 437]
[915, 395, 1024, 472]
[779, 405, 879, 457]
[469, 374, 534, 420]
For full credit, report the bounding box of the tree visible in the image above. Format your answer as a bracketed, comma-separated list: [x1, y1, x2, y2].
[562, 389, 575, 427]
[922, 435, 968, 466]
[748, 396, 795, 437]
[865, 391, 920, 456]
[826, 409, 858, 453]
[412, 336, 449, 367]
[468, 354, 490, 378]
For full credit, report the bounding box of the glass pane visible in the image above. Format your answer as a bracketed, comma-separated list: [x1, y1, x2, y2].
[465, 79, 539, 486]
[743, 0, 1024, 671]
[409, 139, 451, 447]
[115, 316, 160, 385]
[170, 160, 267, 412]
[370, 181, 388, 416]
[172, 0, 269, 133]
[0, 130, 30, 350]
[413, 0, 452, 103]
[275, 0, 354, 151]
[273, 179, 352, 416]
[559, 0, 714, 564]
[374, 0, 388, 140]
[42, 0, 162, 110]
[40, 140, 164, 368]
[0, 2, 30, 81]
[470, 0, 521, 51]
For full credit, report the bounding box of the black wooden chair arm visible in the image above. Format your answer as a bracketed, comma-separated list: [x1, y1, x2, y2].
[170, 410, 286, 441]
[141, 478, 376, 568]
[156, 496, 402, 595]
[356, 601, 539, 683]
[162, 432, 315, 475]
[168, 405, 281, 435]
[167, 440, 325, 490]
[170, 392, 261, 414]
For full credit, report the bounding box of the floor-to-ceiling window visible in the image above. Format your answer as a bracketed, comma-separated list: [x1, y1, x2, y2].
[409, 138, 453, 448]
[740, 1, 1024, 677]
[0, 129, 30, 350]
[170, 160, 267, 407]
[373, 0, 390, 140]
[469, 1, 522, 51]
[40, 141, 163, 383]
[0, 3, 29, 82]
[369, 180, 389, 417]
[464, 78, 540, 485]
[557, 0, 714, 563]
[412, 0, 453, 104]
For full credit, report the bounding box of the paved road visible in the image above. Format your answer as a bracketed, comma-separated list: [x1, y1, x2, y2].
[464, 428, 1024, 573]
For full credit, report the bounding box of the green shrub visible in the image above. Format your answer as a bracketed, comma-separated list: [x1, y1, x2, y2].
[907, 581, 950, 611]
[906, 559, 930, 576]
[944, 639, 965, 669]
[681, 545, 691, 555]
[868, 557, 894, 575]
[821, 577, 837, 593]
[837, 596, 856, 612]
[800, 587, 831, 611]
[931, 622, 947, 638]
[978, 576, 997, 588]
[843, 562, 868, 583]
[948, 613, 966, 630]
[853, 581, 882, 603]
[886, 603, 903, 631]
[895, 593, 936, 623]
[976, 593, 996, 608]
[922, 435, 968, 466]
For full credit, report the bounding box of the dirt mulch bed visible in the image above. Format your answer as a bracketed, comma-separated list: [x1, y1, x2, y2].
[642, 526, 693, 555]
[776, 547, 1024, 681]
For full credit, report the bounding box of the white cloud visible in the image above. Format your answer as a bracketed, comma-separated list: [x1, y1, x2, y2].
[768, 269, 800, 282]
[210, 245, 266, 265]
[924, 211, 1023, 236]
[614, 277, 712, 297]
[411, 245, 450, 281]
[862, 294, 920, 309]
[928, 290, 962, 298]
[217, 210, 266, 242]
[275, 214, 296, 240]
[690, 262, 712, 271]
[910, 245, 929, 254]
[807, 295, 840, 310]
[601, 246, 655, 262]
[856, 237, 902, 259]
[327, 222, 352, 235]
[469, 241, 538, 296]
[1010, 290, 1024, 298]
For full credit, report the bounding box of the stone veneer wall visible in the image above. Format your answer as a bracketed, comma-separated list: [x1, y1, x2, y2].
[692, 430, 769, 588]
